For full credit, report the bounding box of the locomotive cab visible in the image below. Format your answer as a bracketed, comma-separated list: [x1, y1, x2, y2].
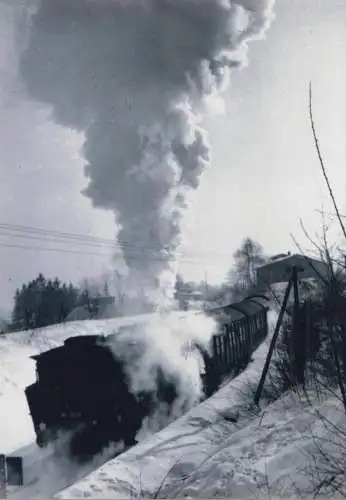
[25, 334, 145, 457]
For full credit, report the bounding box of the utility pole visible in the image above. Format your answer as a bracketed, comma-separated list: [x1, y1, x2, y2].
[254, 265, 303, 404]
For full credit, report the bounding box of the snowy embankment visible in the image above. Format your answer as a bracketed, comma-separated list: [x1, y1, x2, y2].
[57, 309, 346, 499]
[3, 305, 343, 499]
[0, 309, 213, 499]
[0, 311, 191, 455]
[56, 310, 280, 498]
[2, 307, 277, 499]
[0, 310, 205, 500]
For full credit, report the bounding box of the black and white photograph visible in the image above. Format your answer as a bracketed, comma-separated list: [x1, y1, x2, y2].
[0, 0, 346, 498]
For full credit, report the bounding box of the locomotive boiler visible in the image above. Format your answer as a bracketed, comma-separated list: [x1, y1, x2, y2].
[24, 332, 185, 460]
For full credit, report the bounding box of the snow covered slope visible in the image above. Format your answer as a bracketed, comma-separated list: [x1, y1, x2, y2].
[1, 310, 212, 498]
[0, 311, 192, 455]
[57, 311, 281, 499]
[6, 306, 338, 499]
[56, 309, 346, 499]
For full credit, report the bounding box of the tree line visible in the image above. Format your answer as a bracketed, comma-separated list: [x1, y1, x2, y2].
[175, 237, 269, 309]
[10, 273, 110, 332]
[4, 236, 269, 332]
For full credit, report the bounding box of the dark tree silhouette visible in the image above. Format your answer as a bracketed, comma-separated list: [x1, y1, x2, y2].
[11, 274, 80, 331]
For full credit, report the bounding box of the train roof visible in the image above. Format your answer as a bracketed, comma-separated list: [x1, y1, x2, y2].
[64, 334, 104, 346]
[207, 294, 269, 321]
[30, 345, 64, 361]
[30, 333, 109, 361]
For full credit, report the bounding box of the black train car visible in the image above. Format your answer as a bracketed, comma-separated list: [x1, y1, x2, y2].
[24, 299, 267, 461]
[25, 333, 181, 459]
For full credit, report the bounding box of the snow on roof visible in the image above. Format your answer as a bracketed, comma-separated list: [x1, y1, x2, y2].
[256, 253, 330, 286]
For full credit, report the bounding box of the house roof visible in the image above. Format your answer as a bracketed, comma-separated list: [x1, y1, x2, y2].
[256, 253, 330, 286]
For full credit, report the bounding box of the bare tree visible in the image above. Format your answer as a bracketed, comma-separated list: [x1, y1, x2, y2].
[226, 237, 267, 301]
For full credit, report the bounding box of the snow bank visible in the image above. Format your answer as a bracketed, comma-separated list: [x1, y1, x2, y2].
[57, 311, 279, 499]
[56, 307, 346, 499]
[57, 311, 346, 499]
[8, 305, 340, 500]
[0, 311, 192, 455]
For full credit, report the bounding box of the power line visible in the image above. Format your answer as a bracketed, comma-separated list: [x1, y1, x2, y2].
[0, 222, 124, 246]
[0, 234, 218, 266]
[0, 223, 168, 257]
[0, 229, 118, 250]
[0, 221, 232, 263]
[0, 240, 223, 268]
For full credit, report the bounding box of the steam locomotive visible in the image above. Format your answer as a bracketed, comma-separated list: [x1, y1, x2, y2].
[24, 330, 217, 461]
[24, 297, 268, 461]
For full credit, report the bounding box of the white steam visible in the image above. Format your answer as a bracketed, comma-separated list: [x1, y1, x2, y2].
[14, 0, 276, 429]
[18, 0, 276, 313]
[109, 313, 214, 394]
[105, 311, 218, 433]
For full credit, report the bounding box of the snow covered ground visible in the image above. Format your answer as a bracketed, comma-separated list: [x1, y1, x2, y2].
[0, 311, 195, 455]
[56, 310, 280, 499]
[0, 310, 209, 498]
[2, 306, 344, 499]
[57, 309, 346, 499]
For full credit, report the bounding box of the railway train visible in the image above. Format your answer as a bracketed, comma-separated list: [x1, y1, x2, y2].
[24, 297, 268, 461]
[24, 330, 217, 461]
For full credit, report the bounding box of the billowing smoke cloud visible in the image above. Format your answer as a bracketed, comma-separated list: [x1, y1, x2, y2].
[15, 0, 276, 434]
[18, 0, 275, 313]
[105, 311, 218, 436]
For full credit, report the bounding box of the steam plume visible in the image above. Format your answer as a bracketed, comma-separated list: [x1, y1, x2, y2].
[105, 311, 217, 432]
[18, 0, 275, 313]
[15, 0, 276, 430]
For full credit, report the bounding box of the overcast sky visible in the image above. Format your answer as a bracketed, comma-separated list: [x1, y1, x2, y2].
[0, 0, 345, 313]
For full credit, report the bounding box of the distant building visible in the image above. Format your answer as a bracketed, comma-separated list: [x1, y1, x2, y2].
[177, 290, 205, 311]
[256, 253, 330, 287]
[269, 251, 291, 261]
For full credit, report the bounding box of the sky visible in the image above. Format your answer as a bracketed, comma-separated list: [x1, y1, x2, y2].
[0, 0, 345, 314]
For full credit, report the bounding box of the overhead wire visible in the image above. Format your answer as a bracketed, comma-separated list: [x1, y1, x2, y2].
[0, 221, 232, 259]
[0, 221, 231, 267]
[0, 234, 223, 268]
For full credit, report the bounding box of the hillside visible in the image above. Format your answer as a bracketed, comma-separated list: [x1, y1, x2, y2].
[57, 306, 344, 499]
[0, 309, 218, 498]
[0, 310, 200, 455]
[1, 306, 344, 499]
[57, 308, 345, 499]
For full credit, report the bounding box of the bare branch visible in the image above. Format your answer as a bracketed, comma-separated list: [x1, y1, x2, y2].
[309, 82, 346, 242]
